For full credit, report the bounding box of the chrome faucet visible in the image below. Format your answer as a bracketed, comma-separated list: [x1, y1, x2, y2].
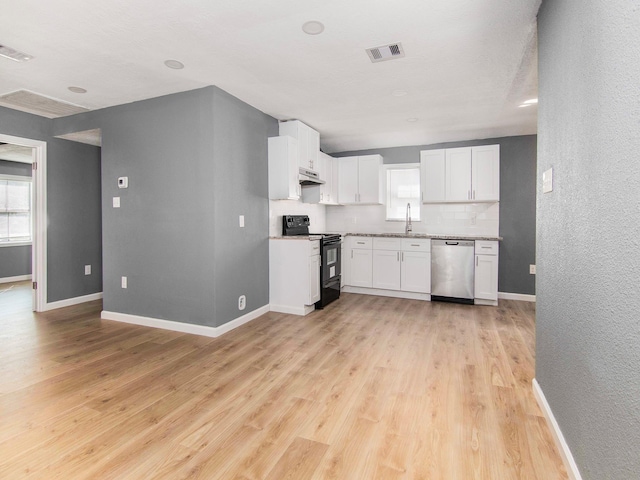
[405, 202, 412, 235]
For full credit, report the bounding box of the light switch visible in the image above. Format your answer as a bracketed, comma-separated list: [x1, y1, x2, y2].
[113, 196, 120, 208]
[239, 215, 245, 228]
[543, 168, 553, 193]
[85, 265, 91, 275]
[118, 177, 128, 188]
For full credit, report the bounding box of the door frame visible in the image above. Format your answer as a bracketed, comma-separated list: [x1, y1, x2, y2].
[0, 133, 47, 311]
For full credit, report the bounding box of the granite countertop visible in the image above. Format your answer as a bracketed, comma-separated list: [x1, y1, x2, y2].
[269, 235, 323, 240]
[344, 232, 503, 241]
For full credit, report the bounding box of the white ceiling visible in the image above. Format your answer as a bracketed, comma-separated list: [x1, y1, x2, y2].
[0, 0, 540, 153]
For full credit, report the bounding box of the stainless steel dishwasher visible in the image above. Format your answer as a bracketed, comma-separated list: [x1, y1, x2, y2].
[431, 239, 475, 304]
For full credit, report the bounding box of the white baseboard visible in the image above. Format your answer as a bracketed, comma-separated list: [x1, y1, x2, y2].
[0, 274, 31, 284]
[342, 286, 431, 301]
[498, 291, 536, 302]
[101, 304, 270, 338]
[532, 378, 583, 480]
[269, 304, 316, 316]
[475, 298, 498, 306]
[43, 292, 103, 311]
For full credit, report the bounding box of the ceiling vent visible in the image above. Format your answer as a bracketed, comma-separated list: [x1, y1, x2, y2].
[0, 90, 89, 118]
[366, 43, 405, 63]
[0, 45, 33, 62]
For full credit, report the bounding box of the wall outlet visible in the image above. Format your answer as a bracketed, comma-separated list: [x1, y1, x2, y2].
[118, 176, 128, 189]
[530, 264, 536, 275]
[121, 276, 128, 288]
[470, 213, 477, 225]
[84, 265, 91, 275]
[239, 215, 245, 228]
[238, 295, 246, 311]
[113, 196, 120, 208]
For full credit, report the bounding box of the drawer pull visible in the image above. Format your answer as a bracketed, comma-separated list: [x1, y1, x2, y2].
[411, 244, 420, 247]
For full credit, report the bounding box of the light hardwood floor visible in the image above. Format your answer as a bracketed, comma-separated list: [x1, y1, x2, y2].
[0, 282, 567, 479]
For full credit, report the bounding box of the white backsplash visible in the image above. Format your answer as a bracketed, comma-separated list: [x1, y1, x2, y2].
[326, 202, 499, 237]
[269, 199, 327, 236]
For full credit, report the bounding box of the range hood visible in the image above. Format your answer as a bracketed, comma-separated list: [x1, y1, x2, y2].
[299, 167, 325, 186]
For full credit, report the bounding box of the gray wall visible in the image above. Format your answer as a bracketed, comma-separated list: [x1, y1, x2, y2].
[0, 107, 102, 302]
[333, 134, 537, 295]
[537, 1, 640, 479]
[54, 86, 276, 327]
[211, 88, 276, 326]
[0, 160, 32, 279]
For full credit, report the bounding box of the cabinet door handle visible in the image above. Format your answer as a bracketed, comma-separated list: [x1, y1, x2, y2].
[468, 190, 471, 200]
[476, 256, 478, 267]
[351, 250, 353, 259]
[421, 192, 423, 202]
[397, 252, 399, 261]
[402, 252, 404, 262]
[473, 190, 476, 199]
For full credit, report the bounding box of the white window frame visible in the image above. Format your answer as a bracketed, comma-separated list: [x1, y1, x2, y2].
[0, 173, 33, 247]
[383, 163, 421, 222]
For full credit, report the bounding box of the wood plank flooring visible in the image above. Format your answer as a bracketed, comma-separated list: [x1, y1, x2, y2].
[0, 282, 567, 479]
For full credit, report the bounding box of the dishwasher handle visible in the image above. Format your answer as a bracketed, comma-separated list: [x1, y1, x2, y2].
[445, 241, 459, 245]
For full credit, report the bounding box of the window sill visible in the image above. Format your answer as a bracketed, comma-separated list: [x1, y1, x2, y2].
[0, 241, 32, 248]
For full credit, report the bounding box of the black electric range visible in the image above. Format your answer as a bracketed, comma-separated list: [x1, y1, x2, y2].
[282, 215, 341, 309]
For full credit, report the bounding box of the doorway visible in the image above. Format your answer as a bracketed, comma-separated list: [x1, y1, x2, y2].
[0, 134, 46, 312]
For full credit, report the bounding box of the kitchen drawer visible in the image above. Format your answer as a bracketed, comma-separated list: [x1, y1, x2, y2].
[401, 238, 431, 252]
[373, 237, 402, 251]
[350, 237, 373, 249]
[475, 240, 498, 255]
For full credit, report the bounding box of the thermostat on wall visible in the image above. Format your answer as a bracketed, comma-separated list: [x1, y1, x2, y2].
[118, 176, 128, 189]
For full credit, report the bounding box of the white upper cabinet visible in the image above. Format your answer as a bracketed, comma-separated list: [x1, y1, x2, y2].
[279, 120, 320, 171]
[338, 154, 383, 205]
[319, 152, 339, 205]
[420, 149, 446, 203]
[471, 145, 500, 202]
[445, 147, 473, 202]
[268, 136, 300, 200]
[421, 144, 500, 203]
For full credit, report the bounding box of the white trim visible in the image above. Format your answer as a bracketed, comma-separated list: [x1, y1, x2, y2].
[42, 292, 103, 311]
[0, 173, 33, 181]
[475, 298, 498, 306]
[0, 274, 32, 284]
[0, 133, 46, 312]
[101, 304, 270, 338]
[532, 379, 583, 480]
[0, 241, 32, 247]
[342, 285, 431, 301]
[498, 291, 536, 302]
[270, 304, 316, 316]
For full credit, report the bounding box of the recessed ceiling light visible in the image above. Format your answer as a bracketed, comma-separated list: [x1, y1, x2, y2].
[392, 90, 408, 97]
[524, 98, 538, 104]
[406, 118, 419, 123]
[164, 59, 184, 70]
[302, 21, 325, 35]
[68, 86, 87, 94]
[518, 104, 531, 108]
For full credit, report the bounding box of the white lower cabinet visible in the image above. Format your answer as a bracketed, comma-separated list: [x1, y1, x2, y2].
[349, 237, 373, 288]
[474, 240, 499, 303]
[346, 237, 431, 296]
[401, 250, 431, 293]
[372, 249, 401, 290]
[270, 239, 321, 315]
[308, 254, 321, 304]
